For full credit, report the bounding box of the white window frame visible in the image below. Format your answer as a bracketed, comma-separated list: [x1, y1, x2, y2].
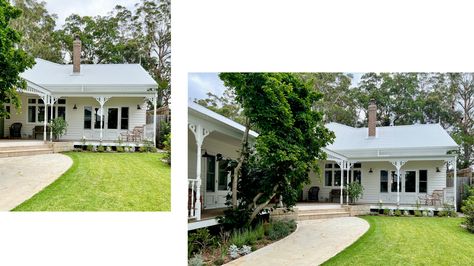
[323, 162, 361, 188]
[26, 97, 66, 124]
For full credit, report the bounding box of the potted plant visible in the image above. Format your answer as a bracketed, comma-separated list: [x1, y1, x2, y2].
[50, 117, 68, 141]
[347, 182, 364, 204]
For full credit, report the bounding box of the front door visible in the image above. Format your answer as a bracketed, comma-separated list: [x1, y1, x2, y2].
[204, 156, 231, 209]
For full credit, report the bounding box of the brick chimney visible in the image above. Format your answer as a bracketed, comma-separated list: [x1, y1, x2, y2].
[72, 35, 81, 74]
[368, 99, 377, 137]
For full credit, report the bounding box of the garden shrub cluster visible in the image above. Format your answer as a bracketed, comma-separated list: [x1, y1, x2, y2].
[188, 219, 297, 265]
[461, 187, 474, 233]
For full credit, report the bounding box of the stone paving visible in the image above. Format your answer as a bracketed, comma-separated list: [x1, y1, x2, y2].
[226, 217, 369, 266]
[0, 154, 72, 211]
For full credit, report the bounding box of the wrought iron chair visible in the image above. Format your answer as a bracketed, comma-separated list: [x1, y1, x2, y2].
[9, 123, 22, 138]
[419, 190, 444, 206]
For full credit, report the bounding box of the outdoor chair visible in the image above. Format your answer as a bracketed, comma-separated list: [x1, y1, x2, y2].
[9, 123, 22, 138]
[120, 125, 145, 142]
[308, 186, 320, 201]
[33, 125, 50, 140]
[418, 190, 444, 206]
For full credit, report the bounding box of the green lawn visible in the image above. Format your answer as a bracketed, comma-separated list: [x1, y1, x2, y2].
[324, 216, 474, 265]
[14, 152, 170, 211]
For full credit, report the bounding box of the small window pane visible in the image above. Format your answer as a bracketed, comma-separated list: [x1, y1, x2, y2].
[57, 106, 66, 120]
[206, 156, 216, 192]
[121, 107, 129, 130]
[335, 164, 340, 169]
[218, 160, 230, 191]
[419, 170, 428, 193]
[57, 99, 66, 104]
[84, 107, 92, 129]
[325, 163, 332, 169]
[353, 163, 361, 168]
[38, 106, 45, 122]
[405, 171, 416, 192]
[334, 170, 341, 186]
[28, 99, 36, 104]
[353, 170, 361, 184]
[325, 170, 332, 186]
[38, 99, 44, 104]
[380, 170, 388, 193]
[107, 108, 118, 129]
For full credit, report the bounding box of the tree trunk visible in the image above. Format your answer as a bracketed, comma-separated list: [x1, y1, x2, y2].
[249, 185, 279, 222]
[232, 117, 250, 208]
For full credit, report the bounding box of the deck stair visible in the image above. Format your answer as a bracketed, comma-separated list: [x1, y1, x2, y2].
[0, 143, 53, 158]
[297, 204, 350, 220]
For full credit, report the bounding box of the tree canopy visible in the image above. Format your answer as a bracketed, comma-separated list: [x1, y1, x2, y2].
[218, 73, 334, 227]
[0, 0, 35, 118]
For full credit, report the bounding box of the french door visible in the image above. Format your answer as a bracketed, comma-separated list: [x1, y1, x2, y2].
[204, 156, 231, 209]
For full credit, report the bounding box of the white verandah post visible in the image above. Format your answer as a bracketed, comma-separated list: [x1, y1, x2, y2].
[40, 94, 49, 142]
[189, 123, 210, 220]
[94, 96, 110, 142]
[336, 160, 345, 205]
[391, 160, 406, 207]
[346, 162, 353, 205]
[49, 96, 57, 142]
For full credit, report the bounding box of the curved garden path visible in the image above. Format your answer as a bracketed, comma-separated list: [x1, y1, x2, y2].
[225, 217, 369, 266]
[0, 154, 72, 211]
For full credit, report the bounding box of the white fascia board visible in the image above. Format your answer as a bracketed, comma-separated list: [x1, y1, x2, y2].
[322, 147, 348, 161]
[349, 155, 456, 162]
[52, 92, 155, 98]
[188, 102, 258, 138]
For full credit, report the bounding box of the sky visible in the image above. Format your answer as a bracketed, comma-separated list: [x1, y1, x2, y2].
[43, 0, 139, 27]
[188, 73, 363, 101]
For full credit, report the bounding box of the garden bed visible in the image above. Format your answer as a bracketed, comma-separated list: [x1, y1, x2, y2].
[188, 219, 297, 265]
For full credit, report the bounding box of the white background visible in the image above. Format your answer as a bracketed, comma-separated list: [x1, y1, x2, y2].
[3, 0, 474, 265]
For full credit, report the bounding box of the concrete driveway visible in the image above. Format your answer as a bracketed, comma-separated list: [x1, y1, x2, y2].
[0, 154, 73, 211]
[226, 217, 369, 266]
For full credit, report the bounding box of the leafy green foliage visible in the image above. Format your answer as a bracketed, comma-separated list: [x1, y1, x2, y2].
[461, 187, 474, 233]
[116, 146, 124, 153]
[267, 220, 297, 241]
[163, 132, 171, 165]
[50, 117, 68, 140]
[0, 0, 35, 118]
[347, 182, 364, 203]
[219, 73, 334, 227]
[10, 0, 62, 63]
[394, 209, 402, 217]
[97, 145, 105, 152]
[188, 228, 218, 257]
[195, 89, 245, 125]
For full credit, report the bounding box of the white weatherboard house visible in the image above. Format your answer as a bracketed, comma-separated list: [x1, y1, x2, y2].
[1, 37, 158, 145]
[188, 100, 459, 228]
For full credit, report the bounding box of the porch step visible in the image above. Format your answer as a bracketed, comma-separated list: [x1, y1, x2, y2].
[298, 211, 350, 220]
[0, 148, 53, 158]
[297, 207, 347, 214]
[0, 144, 51, 151]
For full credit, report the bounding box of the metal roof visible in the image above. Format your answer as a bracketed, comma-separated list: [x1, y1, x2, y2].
[20, 58, 157, 93]
[326, 122, 459, 151]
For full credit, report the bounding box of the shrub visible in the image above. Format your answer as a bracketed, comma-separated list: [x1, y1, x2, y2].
[50, 117, 68, 140]
[188, 254, 204, 266]
[163, 132, 171, 165]
[461, 188, 474, 233]
[97, 145, 105, 152]
[268, 220, 296, 241]
[240, 245, 252, 255]
[116, 146, 124, 152]
[218, 207, 251, 230]
[228, 244, 239, 259]
[394, 209, 402, 217]
[230, 227, 259, 247]
[383, 208, 390, 216]
[414, 210, 422, 217]
[422, 210, 429, 217]
[140, 140, 157, 152]
[403, 210, 410, 216]
[347, 182, 364, 203]
[443, 203, 458, 217]
[86, 145, 93, 152]
[188, 228, 217, 257]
